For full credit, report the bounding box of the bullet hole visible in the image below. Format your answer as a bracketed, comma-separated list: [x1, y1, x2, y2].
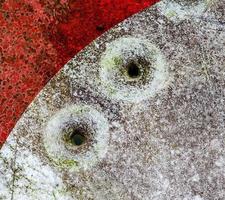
[99, 37, 169, 101]
[44, 105, 110, 171]
[63, 125, 91, 148]
[126, 62, 141, 79]
[69, 128, 86, 146]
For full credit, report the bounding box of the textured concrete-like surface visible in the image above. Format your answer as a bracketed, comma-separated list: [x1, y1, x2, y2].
[1, 0, 225, 199]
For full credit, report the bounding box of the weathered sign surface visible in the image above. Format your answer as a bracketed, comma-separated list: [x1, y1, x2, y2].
[1, 0, 225, 199]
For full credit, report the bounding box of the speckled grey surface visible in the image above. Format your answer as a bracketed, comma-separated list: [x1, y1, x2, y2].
[1, 0, 225, 199]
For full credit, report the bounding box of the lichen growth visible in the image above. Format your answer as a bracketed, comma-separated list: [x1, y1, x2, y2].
[55, 159, 78, 169]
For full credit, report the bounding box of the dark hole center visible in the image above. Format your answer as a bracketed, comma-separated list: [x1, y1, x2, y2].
[70, 129, 86, 146]
[127, 62, 140, 78]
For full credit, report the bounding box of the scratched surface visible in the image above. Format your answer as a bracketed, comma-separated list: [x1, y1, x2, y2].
[1, 0, 225, 199]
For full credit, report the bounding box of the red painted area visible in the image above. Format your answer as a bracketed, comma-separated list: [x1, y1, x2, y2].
[0, 0, 159, 145]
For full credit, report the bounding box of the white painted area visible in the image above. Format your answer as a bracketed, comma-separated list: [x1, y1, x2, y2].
[157, 0, 209, 22]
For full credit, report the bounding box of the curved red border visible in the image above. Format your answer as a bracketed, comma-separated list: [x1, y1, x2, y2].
[0, 0, 159, 145]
